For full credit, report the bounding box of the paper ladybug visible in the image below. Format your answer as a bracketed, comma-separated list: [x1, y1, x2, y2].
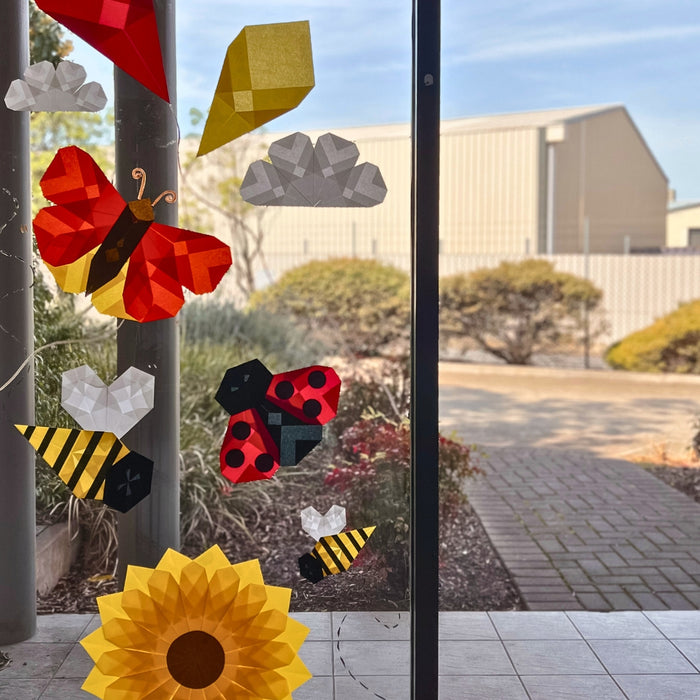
[215, 359, 341, 484]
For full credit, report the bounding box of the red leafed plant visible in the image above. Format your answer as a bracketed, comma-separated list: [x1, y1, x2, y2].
[325, 414, 481, 596]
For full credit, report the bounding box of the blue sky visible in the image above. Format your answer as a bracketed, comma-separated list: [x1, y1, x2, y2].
[67, 0, 700, 199]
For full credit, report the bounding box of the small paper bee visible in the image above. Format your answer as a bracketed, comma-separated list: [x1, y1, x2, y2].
[14, 365, 155, 513]
[299, 525, 376, 584]
[215, 359, 341, 484]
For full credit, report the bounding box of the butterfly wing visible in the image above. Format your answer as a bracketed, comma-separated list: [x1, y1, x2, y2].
[121, 223, 232, 323]
[33, 146, 126, 293]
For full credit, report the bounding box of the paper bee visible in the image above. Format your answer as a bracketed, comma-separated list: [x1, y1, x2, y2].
[14, 365, 155, 513]
[215, 359, 341, 484]
[299, 526, 376, 584]
[15, 425, 152, 513]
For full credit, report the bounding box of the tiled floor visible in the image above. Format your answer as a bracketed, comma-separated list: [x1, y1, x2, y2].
[1, 611, 699, 698]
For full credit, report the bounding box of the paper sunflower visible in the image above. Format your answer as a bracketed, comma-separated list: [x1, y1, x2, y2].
[80, 546, 311, 699]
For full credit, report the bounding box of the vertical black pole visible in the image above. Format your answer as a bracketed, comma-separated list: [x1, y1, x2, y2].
[115, 0, 179, 581]
[411, 0, 440, 698]
[0, 0, 36, 644]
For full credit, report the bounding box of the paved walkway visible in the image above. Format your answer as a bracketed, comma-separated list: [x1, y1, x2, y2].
[439, 362, 700, 459]
[2, 611, 700, 699]
[467, 448, 700, 611]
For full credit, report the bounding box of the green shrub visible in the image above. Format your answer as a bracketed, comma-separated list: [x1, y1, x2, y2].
[605, 300, 700, 373]
[248, 258, 410, 357]
[440, 259, 603, 364]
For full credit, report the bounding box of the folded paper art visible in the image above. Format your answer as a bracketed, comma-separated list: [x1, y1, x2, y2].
[80, 546, 311, 699]
[240, 132, 388, 207]
[301, 504, 346, 541]
[62, 365, 155, 439]
[35, 0, 170, 102]
[14, 364, 155, 512]
[4, 61, 107, 112]
[216, 359, 341, 484]
[33, 146, 232, 322]
[197, 21, 314, 157]
[299, 526, 376, 584]
[15, 425, 153, 513]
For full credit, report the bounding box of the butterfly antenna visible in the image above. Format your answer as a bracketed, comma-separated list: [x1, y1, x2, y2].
[132, 168, 147, 199]
[152, 190, 177, 206]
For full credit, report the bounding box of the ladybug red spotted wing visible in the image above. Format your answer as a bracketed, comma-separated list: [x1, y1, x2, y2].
[216, 361, 341, 484]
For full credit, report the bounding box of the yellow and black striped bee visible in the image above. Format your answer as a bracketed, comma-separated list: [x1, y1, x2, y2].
[299, 526, 375, 583]
[15, 424, 152, 513]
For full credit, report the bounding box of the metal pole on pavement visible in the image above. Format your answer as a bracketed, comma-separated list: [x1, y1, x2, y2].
[0, 0, 36, 644]
[115, 0, 180, 582]
[411, 0, 440, 697]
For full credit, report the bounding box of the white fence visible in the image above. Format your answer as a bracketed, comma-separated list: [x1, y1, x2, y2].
[248, 252, 700, 344]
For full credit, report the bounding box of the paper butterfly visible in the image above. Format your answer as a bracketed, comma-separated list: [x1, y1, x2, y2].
[215, 359, 341, 484]
[33, 146, 232, 323]
[35, 0, 170, 102]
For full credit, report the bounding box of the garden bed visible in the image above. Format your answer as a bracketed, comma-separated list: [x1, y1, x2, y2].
[37, 460, 523, 614]
[647, 463, 700, 505]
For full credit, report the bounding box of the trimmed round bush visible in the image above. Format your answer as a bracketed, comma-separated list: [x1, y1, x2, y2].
[605, 300, 700, 373]
[248, 258, 410, 357]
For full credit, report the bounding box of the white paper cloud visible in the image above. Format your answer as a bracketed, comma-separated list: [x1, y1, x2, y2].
[4, 61, 107, 112]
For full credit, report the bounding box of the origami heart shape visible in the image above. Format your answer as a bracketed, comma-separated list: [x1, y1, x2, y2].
[61, 365, 155, 438]
[301, 505, 346, 541]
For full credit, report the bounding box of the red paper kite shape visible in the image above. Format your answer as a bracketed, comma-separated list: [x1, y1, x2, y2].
[216, 359, 341, 484]
[33, 146, 232, 323]
[35, 0, 170, 102]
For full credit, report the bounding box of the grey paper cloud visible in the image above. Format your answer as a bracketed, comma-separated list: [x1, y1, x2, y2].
[240, 132, 388, 207]
[4, 61, 107, 112]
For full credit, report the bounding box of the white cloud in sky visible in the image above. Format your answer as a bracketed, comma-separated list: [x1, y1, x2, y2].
[454, 24, 700, 63]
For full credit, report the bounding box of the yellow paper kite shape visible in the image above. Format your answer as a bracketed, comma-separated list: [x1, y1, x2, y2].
[197, 21, 315, 157]
[80, 545, 312, 699]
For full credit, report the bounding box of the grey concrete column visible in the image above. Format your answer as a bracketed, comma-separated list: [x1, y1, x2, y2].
[115, 0, 180, 582]
[0, 0, 36, 644]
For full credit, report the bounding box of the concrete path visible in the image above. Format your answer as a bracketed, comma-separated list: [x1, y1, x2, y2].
[439, 362, 700, 459]
[3, 612, 700, 699]
[465, 447, 700, 612]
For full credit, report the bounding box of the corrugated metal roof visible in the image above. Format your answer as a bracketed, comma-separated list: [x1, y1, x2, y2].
[271, 104, 625, 142]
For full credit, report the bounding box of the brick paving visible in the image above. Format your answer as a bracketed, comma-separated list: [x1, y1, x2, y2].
[466, 448, 700, 611]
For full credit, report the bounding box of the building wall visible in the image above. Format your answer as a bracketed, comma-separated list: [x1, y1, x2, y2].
[440, 127, 541, 254]
[667, 205, 700, 247]
[234, 124, 542, 258]
[180, 108, 668, 262]
[552, 109, 667, 254]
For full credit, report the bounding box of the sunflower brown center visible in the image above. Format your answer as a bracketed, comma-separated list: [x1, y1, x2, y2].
[166, 630, 225, 689]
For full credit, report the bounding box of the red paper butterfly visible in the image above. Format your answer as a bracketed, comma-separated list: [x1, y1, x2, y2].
[33, 146, 232, 323]
[215, 359, 341, 483]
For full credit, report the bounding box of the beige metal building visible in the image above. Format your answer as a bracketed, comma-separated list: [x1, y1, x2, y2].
[239, 104, 668, 258]
[667, 202, 700, 248]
